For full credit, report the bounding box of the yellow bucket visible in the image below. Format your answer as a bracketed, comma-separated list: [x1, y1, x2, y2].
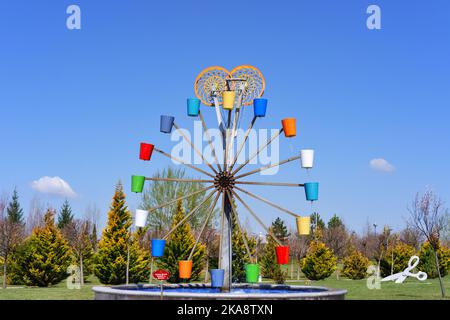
[222, 91, 235, 110]
[296, 216, 310, 235]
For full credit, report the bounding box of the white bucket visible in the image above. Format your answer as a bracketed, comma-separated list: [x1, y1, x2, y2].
[300, 149, 314, 169]
[135, 209, 149, 227]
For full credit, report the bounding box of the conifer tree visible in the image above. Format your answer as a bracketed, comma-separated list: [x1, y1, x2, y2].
[301, 240, 337, 280]
[157, 199, 206, 283]
[91, 223, 98, 252]
[57, 199, 74, 229]
[231, 209, 256, 282]
[7, 188, 24, 225]
[11, 209, 72, 287]
[260, 218, 289, 280]
[260, 227, 278, 278]
[93, 182, 150, 284]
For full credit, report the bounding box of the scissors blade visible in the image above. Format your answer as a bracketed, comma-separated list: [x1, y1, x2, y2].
[394, 275, 407, 283]
[381, 274, 401, 282]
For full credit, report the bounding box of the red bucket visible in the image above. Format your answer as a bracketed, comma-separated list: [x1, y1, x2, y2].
[140, 143, 154, 161]
[275, 246, 290, 265]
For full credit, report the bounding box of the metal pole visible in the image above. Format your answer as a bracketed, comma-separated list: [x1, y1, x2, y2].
[234, 186, 299, 218]
[173, 122, 218, 174]
[199, 111, 222, 172]
[154, 148, 215, 178]
[146, 185, 214, 214]
[219, 190, 233, 292]
[226, 190, 254, 263]
[231, 189, 283, 247]
[145, 177, 214, 184]
[235, 181, 304, 187]
[163, 189, 216, 240]
[235, 155, 301, 180]
[232, 128, 284, 175]
[188, 192, 221, 260]
[229, 116, 257, 171]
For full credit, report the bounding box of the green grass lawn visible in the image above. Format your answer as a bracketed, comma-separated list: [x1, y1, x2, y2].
[1, 275, 449, 300]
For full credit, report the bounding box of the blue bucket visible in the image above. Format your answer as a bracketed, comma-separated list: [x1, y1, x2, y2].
[304, 182, 319, 201]
[187, 98, 200, 117]
[209, 269, 225, 288]
[151, 239, 166, 257]
[253, 98, 267, 117]
[160, 115, 175, 133]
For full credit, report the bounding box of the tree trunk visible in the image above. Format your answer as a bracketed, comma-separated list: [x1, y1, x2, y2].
[79, 254, 84, 286]
[2, 258, 7, 289]
[433, 249, 446, 298]
[149, 258, 153, 284]
[297, 262, 300, 281]
[204, 257, 209, 283]
[126, 244, 130, 285]
[391, 251, 394, 275]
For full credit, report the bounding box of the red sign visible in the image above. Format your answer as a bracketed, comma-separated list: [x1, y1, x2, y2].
[152, 269, 170, 281]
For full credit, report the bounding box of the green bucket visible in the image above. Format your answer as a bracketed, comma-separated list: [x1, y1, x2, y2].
[245, 264, 260, 283]
[131, 175, 145, 193]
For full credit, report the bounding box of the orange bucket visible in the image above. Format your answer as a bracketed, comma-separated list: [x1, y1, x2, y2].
[179, 260, 193, 279]
[281, 118, 296, 137]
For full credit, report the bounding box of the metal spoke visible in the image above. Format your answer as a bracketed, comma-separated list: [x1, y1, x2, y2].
[145, 177, 215, 184]
[188, 192, 221, 261]
[154, 148, 215, 179]
[163, 189, 217, 240]
[199, 111, 222, 172]
[234, 186, 299, 218]
[229, 116, 257, 171]
[225, 190, 254, 263]
[146, 185, 215, 214]
[173, 122, 218, 174]
[231, 189, 283, 247]
[235, 181, 304, 187]
[235, 155, 301, 180]
[232, 128, 284, 175]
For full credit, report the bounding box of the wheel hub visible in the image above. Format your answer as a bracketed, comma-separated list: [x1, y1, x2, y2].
[214, 171, 235, 192]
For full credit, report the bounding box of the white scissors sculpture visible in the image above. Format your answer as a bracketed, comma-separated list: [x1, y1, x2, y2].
[381, 255, 427, 284]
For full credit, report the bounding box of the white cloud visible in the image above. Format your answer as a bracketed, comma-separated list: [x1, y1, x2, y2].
[370, 158, 395, 173]
[31, 176, 77, 198]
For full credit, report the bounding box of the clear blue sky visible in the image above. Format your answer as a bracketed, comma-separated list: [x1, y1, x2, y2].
[1, 0, 449, 235]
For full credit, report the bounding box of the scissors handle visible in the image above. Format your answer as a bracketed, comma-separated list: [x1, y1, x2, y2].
[415, 272, 427, 281]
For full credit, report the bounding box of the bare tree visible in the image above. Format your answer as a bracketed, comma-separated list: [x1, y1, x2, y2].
[289, 229, 309, 280]
[0, 194, 25, 288]
[408, 190, 448, 298]
[198, 226, 218, 282]
[63, 219, 93, 286]
[400, 226, 423, 250]
[85, 203, 100, 252]
[26, 196, 45, 235]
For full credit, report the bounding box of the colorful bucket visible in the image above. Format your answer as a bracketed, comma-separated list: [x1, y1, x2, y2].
[253, 98, 267, 117]
[187, 98, 200, 117]
[300, 149, 314, 169]
[245, 264, 260, 283]
[209, 269, 225, 288]
[139, 143, 154, 161]
[179, 260, 193, 279]
[275, 246, 290, 265]
[296, 216, 311, 235]
[160, 115, 175, 133]
[131, 175, 145, 193]
[222, 91, 235, 110]
[135, 209, 149, 227]
[281, 118, 296, 137]
[304, 182, 319, 201]
[151, 239, 166, 258]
